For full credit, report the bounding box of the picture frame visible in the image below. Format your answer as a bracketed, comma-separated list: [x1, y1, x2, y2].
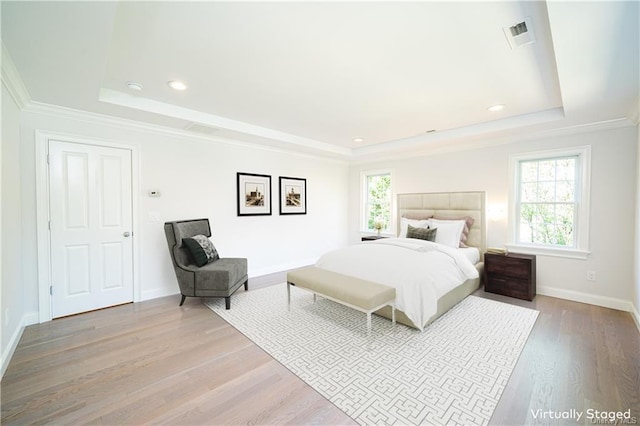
[237, 172, 272, 216]
[279, 176, 306, 215]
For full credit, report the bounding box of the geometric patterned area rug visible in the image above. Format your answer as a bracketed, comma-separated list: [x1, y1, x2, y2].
[206, 283, 539, 426]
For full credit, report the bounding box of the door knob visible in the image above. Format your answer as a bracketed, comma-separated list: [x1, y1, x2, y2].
[123, 231, 131, 237]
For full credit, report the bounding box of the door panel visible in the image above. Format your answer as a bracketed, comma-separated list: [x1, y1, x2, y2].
[49, 140, 133, 318]
[101, 242, 124, 289]
[100, 155, 123, 227]
[64, 152, 89, 229]
[65, 244, 90, 295]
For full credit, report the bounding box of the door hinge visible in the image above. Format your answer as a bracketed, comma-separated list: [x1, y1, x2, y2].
[47, 154, 50, 164]
[50, 286, 53, 295]
[48, 220, 51, 230]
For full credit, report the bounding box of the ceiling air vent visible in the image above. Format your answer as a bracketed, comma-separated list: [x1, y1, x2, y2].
[510, 21, 528, 37]
[503, 17, 536, 49]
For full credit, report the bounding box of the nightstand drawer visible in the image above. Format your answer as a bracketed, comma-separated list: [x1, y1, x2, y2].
[485, 256, 531, 278]
[485, 276, 532, 300]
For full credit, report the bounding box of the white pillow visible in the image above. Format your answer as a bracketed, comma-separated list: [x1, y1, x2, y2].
[399, 217, 429, 238]
[429, 219, 466, 248]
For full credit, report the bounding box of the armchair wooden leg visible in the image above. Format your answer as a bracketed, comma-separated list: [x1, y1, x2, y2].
[244, 279, 249, 291]
[179, 295, 186, 306]
[225, 297, 231, 310]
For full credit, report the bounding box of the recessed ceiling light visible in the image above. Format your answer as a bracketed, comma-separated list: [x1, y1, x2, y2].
[488, 104, 505, 112]
[353, 138, 364, 143]
[168, 80, 187, 91]
[126, 82, 143, 91]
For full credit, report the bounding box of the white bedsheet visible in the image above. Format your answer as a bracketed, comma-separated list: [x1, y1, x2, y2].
[459, 246, 480, 265]
[315, 238, 479, 331]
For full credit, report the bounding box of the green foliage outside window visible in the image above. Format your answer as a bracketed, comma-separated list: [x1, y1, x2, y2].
[518, 157, 576, 247]
[366, 174, 391, 232]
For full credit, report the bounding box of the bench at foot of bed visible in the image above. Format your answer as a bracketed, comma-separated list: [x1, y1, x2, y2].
[286, 267, 396, 340]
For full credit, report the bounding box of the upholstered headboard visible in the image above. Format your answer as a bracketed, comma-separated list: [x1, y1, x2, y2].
[396, 191, 486, 254]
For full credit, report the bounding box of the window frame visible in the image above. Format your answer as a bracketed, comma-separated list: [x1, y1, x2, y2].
[360, 169, 394, 235]
[507, 146, 591, 259]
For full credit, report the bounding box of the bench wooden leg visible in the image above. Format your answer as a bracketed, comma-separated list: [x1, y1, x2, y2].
[391, 304, 396, 325]
[287, 282, 291, 311]
[367, 312, 372, 348]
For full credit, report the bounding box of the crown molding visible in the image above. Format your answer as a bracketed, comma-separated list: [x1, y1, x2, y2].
[351, 116, 636, 165]
[23, 100, 636, 167]
[353, 107, 566, 158]
[22, 101, 350, 164]
[529, 117, 636, 138]
[14, 85, 636, 166]
[99, 88, 353, 158]
[1, 42, 31, 109]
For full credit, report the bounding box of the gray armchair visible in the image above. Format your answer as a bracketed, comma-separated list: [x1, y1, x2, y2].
[164, 219, 248, 309]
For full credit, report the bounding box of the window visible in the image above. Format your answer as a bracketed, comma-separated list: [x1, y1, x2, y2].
[518, 156, 577, 245]
[362, 170, 393, 234]
[508, 146, 591, 259]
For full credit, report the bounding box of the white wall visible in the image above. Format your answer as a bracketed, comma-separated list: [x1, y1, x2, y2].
[349, 125, 638, 310]
[6, 99, 639, 369]
[635, 123, 640, 328]
[17, 108, 349, 313]
[1, 84, 27, 375]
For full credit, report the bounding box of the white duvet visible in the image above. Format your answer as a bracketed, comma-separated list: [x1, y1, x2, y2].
[314, 238, 479, 331]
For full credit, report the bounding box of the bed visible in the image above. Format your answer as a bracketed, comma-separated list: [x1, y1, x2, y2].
[315, 191, 486, 331]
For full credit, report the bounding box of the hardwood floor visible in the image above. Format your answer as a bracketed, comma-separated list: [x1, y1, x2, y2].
[2, 275, 639, 425]
[480, 290, 639, 425]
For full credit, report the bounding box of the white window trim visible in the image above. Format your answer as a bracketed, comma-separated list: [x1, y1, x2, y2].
[360, 169, 395, 235]
[507, 146, 591, 260]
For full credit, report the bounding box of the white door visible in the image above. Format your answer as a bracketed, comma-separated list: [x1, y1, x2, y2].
[49, 140, 133, 318]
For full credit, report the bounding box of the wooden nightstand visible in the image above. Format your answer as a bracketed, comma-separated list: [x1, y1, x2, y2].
[361, 235, 387, 241]
[484, 252, 536, 301]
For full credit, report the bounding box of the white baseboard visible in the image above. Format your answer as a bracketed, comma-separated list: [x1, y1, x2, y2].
[1, 311, 39, 378]
[631, 304, 640, 334]
[141, 259, 318, 302]
[141, 287, 180, 301]
[538, 285, 635, 313]
[24, 311, 39, 325]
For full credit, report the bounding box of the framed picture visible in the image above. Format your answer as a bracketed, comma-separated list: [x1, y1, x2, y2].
[237, 172, 272, 216]
[279, 176, 306, 215]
